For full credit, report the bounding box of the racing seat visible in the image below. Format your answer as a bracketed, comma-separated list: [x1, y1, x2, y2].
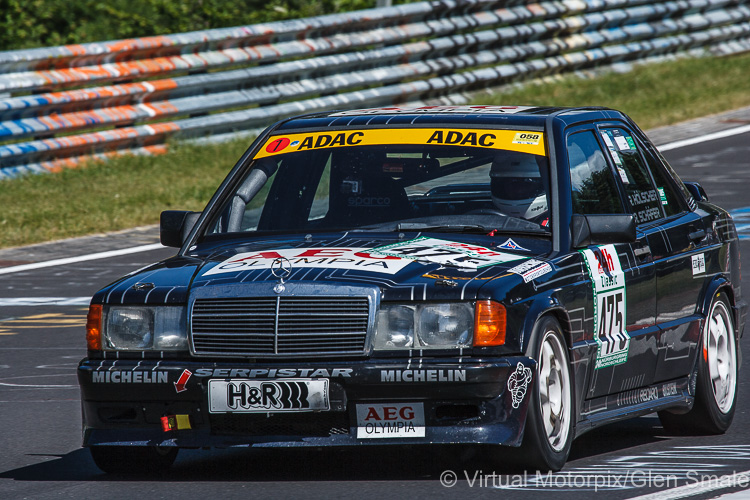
[327, 150, 410, 227]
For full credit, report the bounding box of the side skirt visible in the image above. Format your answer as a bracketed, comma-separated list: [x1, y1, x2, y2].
[574, 377, 692, 439]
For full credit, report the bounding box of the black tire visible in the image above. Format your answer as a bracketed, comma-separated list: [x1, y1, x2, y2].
[90, 446, 178, 474]
[659, 292, 738, 434]
[519, 316, 574, 471]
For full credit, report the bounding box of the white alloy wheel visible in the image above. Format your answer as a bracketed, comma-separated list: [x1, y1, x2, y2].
[538, 329, 572, 452]
[705, 299, 737, 414]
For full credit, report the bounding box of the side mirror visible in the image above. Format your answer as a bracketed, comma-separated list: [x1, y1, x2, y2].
[684, 182, 709, 202]
[160, 211, 201, 248]
[571, 214, 636, 249]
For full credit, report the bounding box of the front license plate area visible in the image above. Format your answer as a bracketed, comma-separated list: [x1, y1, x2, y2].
[208, 379, 329, 413]
[356, 403, 425, 438]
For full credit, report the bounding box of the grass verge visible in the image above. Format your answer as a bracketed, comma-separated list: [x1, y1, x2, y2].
[483, 53, 750, 130]
[2, 53, 750, 249]
[0, 140, 248, 248]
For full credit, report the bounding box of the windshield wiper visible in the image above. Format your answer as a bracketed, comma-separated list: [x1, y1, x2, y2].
[396, 222, 489, 233]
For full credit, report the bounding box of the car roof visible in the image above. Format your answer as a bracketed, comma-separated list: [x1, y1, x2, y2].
[274, 105, 628, 132]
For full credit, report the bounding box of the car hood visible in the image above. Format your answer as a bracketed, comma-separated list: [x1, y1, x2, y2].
[95, 232, 553, 305]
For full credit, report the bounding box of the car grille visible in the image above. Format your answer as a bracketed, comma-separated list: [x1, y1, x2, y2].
[210, 412, 350, 437]
[191, 296, 370, 357]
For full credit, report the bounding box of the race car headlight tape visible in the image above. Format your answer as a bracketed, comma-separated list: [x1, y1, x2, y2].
[98, 306, 187, 351]
[375, 303, 475, 350]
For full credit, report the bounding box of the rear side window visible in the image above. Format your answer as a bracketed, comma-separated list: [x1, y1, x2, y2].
[567, 131, 624, 214]
[639, 144, 690, 216]
[599, 128, 663, 224]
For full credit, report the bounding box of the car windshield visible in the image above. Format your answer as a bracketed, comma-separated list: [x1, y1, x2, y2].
[207, 129, 551, 236]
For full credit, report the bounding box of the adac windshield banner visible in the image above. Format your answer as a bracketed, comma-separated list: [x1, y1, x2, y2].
[254, 128, 545, 159]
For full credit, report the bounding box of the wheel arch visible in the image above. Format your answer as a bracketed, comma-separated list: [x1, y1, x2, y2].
[698, 275, 739, 340]
[520, 296, 574, 356]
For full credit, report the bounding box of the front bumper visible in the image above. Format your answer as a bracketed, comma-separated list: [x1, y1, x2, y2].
[78, 356, 535, 449]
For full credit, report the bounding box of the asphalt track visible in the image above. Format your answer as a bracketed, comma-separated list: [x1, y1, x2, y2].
[2, 109, 750, 499]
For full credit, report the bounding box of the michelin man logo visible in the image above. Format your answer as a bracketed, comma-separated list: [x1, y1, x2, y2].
[507, 362, 533, 409]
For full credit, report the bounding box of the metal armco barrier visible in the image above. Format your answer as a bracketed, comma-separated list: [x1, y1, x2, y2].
[1, 0, 750, 178]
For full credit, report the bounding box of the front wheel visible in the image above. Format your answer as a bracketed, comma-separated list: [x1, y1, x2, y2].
[519, 316, 574, 471]
[659, 292, 738, 434]
[90, 446, 178, 474]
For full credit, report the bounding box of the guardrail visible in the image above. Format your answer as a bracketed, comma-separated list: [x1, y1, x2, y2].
[1, 0, 749, 178]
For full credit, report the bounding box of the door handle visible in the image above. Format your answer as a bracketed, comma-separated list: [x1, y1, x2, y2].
[634, 245, 651, 259]
[689, 228, 706, 242]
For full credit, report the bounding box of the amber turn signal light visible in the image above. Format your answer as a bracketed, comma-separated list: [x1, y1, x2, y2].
[86, 304, 103, 351]
[473, 300, 506, 346]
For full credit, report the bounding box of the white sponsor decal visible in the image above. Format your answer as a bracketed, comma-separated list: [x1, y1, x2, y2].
[613, 133, 631, 151]
[92, 370, 168, 384]
[512, 132, 541, 145]
[194, 368, 353, 378]
[380, 369, 466, 383]
[356, 403, 425, 438]
[208, 379, 329, 413]
[507, 362, 533, 408]
[497, 238, 529, 252]
[507, 259, 552, 283]
[692, 253, 706, 275]
[580, 245, 631, 369]
[662, 382, 678, 397]
[203, 247, 412, 276]
[370, 237, 525, 270]
[617, 166, 630, 184]
[330, 105, 534, 116]
[600, 132, 623, 166]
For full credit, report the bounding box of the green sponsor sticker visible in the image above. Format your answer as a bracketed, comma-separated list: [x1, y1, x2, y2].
[658, 187, 668, 205]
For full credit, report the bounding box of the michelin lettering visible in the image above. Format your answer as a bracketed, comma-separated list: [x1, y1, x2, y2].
[93, 370, 169, 384]
[380, 369, 466, 382]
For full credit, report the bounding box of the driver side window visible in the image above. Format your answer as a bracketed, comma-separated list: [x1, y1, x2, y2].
[567, 131, 625, 214]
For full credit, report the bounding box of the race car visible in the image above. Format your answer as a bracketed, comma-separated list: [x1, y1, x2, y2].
[78, 105, 745, 473]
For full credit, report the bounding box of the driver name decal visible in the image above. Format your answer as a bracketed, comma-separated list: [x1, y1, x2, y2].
[370, 237, 526, 270]
[203, 247, 412, 276]
[580, 245, 631, 369]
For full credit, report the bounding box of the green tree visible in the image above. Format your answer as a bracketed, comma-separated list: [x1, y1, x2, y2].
[0, 0, 389, 51]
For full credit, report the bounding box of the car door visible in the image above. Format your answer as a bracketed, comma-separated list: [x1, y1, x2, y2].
[600, 124, 708, 384]
[631, 132, 710, 381]
[566, 128, 658, 400]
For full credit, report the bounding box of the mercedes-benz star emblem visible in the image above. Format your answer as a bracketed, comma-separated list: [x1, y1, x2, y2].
[271, 257, 292, 293]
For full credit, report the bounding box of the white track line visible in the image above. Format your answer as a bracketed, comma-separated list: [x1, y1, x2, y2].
[0, 243, 164, 276]
[0, 297, 91, 306]
[658, 124, 750, 152]
[627, 469, 750, 500]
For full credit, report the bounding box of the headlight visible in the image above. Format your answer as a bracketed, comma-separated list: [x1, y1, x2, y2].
[375, 305, 415, 349]
[106, 308, 154, 349]
[93, 306, 187, 351]
[417, 303, 473, 347]
[375, 303, 474, 350]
